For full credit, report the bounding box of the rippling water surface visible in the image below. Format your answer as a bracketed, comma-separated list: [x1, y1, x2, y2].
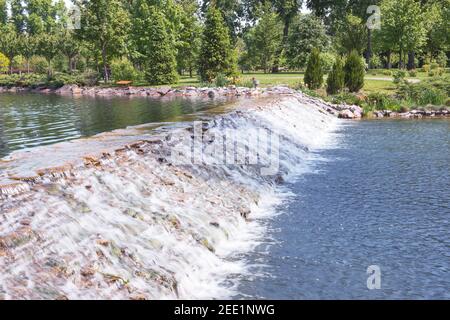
[237, 119, 450, 300]
[0, 93, 233, 158]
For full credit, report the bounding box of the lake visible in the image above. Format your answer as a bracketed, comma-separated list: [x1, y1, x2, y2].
[0, 93, 233, 158]
[236, 119, 450, 299]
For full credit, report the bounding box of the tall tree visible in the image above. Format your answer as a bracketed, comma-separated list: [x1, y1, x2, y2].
[0, 0, 7, 25]
[132, 3, 178, 84]
[285, 14, 329, 69]
[176, 0, 201, 77]
[246, 4, 283, 73]
[335, 14, 367, 55]
[78, 0, 130, 82]
[198, 6, 237, 82]
[19, 34, 37, 74]
[344, 50, 365, 92]
[0, 23, 20, 74]
[272, 0, 303, 72]
[10, 0, 27, 33]
[326, 56, 345, 95]
[374, 0, 427, 69]
[201, 0, 244, 41]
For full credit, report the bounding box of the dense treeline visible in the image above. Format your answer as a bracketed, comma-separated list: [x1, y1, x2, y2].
[0, 0, 448, 88]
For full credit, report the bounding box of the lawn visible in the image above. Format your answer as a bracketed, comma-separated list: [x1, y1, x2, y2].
[173, 71, 400, 95]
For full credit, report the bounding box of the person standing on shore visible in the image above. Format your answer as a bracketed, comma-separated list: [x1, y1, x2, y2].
[252, 77, 260, 89]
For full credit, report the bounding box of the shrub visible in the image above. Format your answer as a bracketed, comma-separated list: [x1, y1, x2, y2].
[215, 73, 229, 87]
[304, 48, 323, 90]
[320, 52, 336, 73]
[30, 56, 48, 74]
[111, 57, 140, 82]
[430, 63, 439, 70]
[393, 70, 407, 84]
[344, 50, 365, 92]
[428, 68, 444, 77]
[382, 69, 392, 76]
[79, 69, 100, 86]
[0, 52, 9, 73]
[408, 69, 417, 77]
[366, 92, 399, 110]
[436, 51, 448, 68]
[326, 56, 344, 95]
[423, 64, 431, 73]
[397, 82, 447, 106]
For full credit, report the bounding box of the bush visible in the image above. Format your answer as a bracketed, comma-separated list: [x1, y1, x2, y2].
[326, 56, 344, 95]
[215, 73, 230, 87]
[423, 64, 431, 73]
[366, 92, 399, 110]
[111, 58, 141, 82]
[30, 56, 48, 74]
[429, 68, 444, 77]
[381, 69, 392, 76]
[436, 51, 448, 68]
[304, 48, 323, 90]
[0, 52, 9, 73]
[430, 63, 439, 70]
[320, 52, 336, 73]
[397, 82, 447, 106]
[78, 69, 100, 86]
[408, 69, 417, 77]
[393, 70, 407, 84]
[344, 50, 365, 92]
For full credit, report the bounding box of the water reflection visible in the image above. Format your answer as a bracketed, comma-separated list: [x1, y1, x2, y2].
[0, 93, 234, 157]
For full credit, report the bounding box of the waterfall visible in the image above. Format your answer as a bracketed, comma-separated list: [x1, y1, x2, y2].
[0, 94, 339, 300]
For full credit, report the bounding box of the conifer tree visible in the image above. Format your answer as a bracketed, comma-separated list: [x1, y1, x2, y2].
[135, 5, 178, 85]
[198, 7, 237, 82]
[304, 48, 323, 90]
[344, 50, 365, 92]
[326, 56, 345, 95]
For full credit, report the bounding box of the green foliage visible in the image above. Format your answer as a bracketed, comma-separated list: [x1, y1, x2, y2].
[111, 58, 141, 82]
[304, 48, 323, 90]
[393, 70, 407, 84]
[215, 73, 230, 87]
[138, 6, 178, 85]
[320, 52, 336, 73]
[344, 50, 365, 93]
[198, 7, 237, 82]
[0, 52, 9, 73]
[326, 56, 344, 95]
[286, 14, 329, 69]
[408, 70, 417, 77]
[397, 82, 447, 106]
[435, 51, 448, 68]
[244, 4, 283, 73]
[335, 14, 367, 55]
[29, 56, 48, 74]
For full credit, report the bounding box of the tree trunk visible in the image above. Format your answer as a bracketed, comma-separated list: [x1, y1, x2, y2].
[387, 51, 392, 69]
[68, 56, 73, 74]
[366, 28, 372, 68]
[102, 47, 109, 83]
[407, 52, 415, 70]
[399, 49, 403, 69]
[189, 67, 192, 78]
[27, 60, 30, 74]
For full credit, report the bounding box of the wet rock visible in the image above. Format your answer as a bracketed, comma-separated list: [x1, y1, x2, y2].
[96, 239, 110, 246]
[338, 109, 356, 119]
[239, 207, 251, 220]
[209, 222, 220, 228]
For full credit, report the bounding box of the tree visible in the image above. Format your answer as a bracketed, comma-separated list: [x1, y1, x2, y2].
[246, 4, 283, 73]
[135, 5, 178, 85]
[304, 48, 323, 90]
[176, 0, 201, 77]
[0, 0, 7, 25]
[198, 6, 237, 82]
[0, 23, 20, 74]
[335, 14, 367, 55]
[271, 0, 303, 72]
[59, 31, 80, 73]
[0, 52, 9, 73]
[201, 0, 244, 42]
[79, 0, 130, 83]
[10, 0, 27, 33]
[19, 34, 37, 74]
[344, 50, 365, 93]
[424, 0, 450, 62]
[37, 32, 60, 77]
[286, 14, 329, 69]
[374, 0, 427, 69]
[327, 56, 345, 95]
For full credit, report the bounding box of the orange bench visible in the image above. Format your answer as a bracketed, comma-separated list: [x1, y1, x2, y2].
[116, 81, 133, 86]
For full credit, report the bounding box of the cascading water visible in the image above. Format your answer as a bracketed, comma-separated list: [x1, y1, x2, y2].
[0, 93, 339, 300]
